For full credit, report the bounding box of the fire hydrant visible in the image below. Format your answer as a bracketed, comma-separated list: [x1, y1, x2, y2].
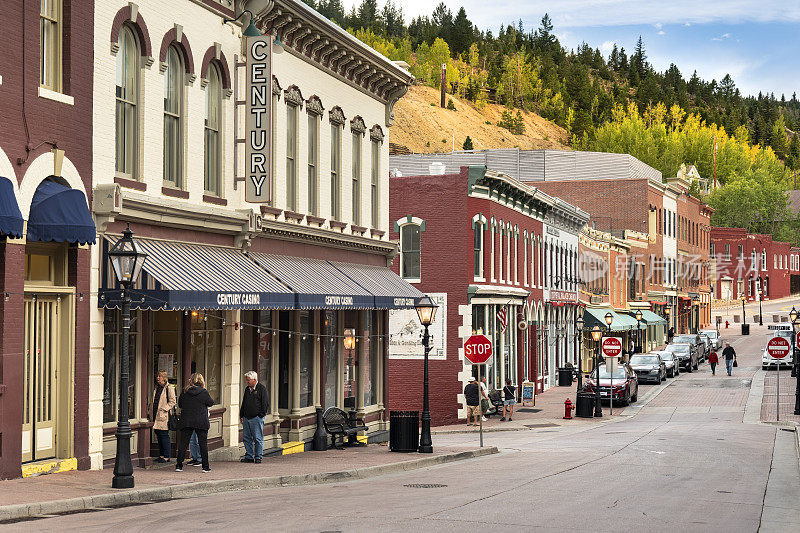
[725, 320, 729, 329]
[563, 398, 574, 420]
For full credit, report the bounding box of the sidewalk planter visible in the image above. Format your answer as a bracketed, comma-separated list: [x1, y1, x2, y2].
[389, 411, 419, 452]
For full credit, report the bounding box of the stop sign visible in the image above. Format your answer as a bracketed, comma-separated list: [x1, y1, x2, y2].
[767, 336, 791, 359]
[602, 337, 622, 358]
[464, 335, 493, 365]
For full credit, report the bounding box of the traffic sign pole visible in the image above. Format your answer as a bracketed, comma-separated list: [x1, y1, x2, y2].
[464, 335, 493, 447]
[766, 337, 791, 421]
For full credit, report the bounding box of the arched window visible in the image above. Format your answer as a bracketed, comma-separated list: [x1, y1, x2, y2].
[163, 45, 183, 188]
[400, 224, 422, 281]
[204, 64, 222, 195]
[115, 25, 139, 178]
[473, 222, 484, 279]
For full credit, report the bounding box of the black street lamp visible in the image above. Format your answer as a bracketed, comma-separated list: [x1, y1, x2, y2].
[665, 306, 671, 342]
[635, 310, 643, 353]
[591, 325, 603, 417]
[790, 307, 800, 415]
[576, 314, 584, 391]
[107, 225, 147, 489]
[741, 295, 746, 326]
[415, 295, 438, 454]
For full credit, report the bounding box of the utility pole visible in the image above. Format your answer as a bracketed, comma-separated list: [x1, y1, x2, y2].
[713, 137, 718, 189]
[440, 63, 446, 108]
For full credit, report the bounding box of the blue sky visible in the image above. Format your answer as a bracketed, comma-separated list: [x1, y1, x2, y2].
[342, 0, 800, 98]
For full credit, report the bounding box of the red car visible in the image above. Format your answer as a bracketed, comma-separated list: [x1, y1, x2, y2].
[584, 363, 639, 406]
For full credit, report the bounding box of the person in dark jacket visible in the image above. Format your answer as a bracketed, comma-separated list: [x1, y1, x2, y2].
[722, 343, 736, 376]
[240, 371, 269, 463]
[464, 377, 480, 426]
[175, 373, 214, 473]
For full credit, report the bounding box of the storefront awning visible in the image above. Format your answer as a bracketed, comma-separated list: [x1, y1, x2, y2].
[330, 261, 423, 308]
[99, 237, 295, 310]
[248, 252, 375, 309]
[637, 310, 667, 325]
[0, 176, 23, 238]
[583, 308, 634, 331]
[27, 178, 95, 244]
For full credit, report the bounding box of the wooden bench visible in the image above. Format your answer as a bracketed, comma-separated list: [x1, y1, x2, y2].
[322, 407, 367, 449]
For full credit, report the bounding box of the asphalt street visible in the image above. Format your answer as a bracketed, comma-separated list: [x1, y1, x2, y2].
[5, 326, 799, 533]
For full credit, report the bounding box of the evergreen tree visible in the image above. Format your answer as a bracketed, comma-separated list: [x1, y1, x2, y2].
[772, 115, 789, 158]
[432, 2, 454, 42]
[463, 136, 474, 150]
[356, 0, 381, 33]
[450, 7, 474, 56]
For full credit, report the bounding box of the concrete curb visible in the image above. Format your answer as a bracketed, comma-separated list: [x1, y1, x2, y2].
[744, 368, 766, 424]
[0, 447, 498, 522]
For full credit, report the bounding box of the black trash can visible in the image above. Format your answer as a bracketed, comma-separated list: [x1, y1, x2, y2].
[575, 392, 594, 418]
[558, 367, 573, 386]
[389, 411, 419, 452]
[741, 323, 750, 336]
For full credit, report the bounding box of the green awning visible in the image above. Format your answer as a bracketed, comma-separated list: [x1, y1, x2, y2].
[584, 308, 634, 331]
[639, 310, 667, 325]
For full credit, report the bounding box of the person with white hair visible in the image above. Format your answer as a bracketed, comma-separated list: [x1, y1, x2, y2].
[240, 370, 269, 463]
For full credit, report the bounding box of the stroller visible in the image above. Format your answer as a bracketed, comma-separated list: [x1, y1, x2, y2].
[483, 389, 505, 418]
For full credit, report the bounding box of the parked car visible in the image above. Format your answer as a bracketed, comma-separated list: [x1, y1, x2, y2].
[762, 330, 795, 370]
[664, 342, 698, 372]
[672, 334, 704, 362]
[652, 350, 679, 377]
[629, 354, 666, 383]
[698, 334, 712, 362]
[584, 363, 639, 406]
[700, 329, 722, 350]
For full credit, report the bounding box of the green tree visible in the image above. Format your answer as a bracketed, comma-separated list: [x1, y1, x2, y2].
[450, 7, 473, 57]
[463, 136, 474, 150]
[771, 115, 789, 159]
[706, 172, 789, 236]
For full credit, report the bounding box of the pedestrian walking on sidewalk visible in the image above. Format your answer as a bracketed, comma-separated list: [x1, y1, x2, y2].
[708, 349, 719, 375]
[150, 371, 176, 463]
[722, 343, 736, 376]
[479, 376, 490, 421]
[464, 377, 480, 426]
[501, 379, 516, 421]
[175, 373, 214, 473]
[240, 371, 268, 464]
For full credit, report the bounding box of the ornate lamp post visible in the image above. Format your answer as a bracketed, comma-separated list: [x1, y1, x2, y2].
[107, 225, 147, 489]
[576, 314, 584, 391]
[758, 277, 764, 326]
[665, 307, 672, 342]
[741, 295, 746, 325]
[635, 309, 643, 353]
[415, 295, 438, 454]
[591, 325, 603, 417]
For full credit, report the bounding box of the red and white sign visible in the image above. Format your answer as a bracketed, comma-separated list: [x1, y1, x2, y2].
[464, 335, 493, 365]
[549, 290, 579, 303]
[602, 337, 623, 358]
[767, 337, 791, 359]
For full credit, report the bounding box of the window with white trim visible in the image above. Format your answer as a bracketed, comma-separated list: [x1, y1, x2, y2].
[400, 224, 421, 280]
[285, 102, 298, 210]
[330, 123, 341, 219]
[204, 63, 222, 195]
[307, 112, 319, 215]
[163, 45, 183, 189]
[473, 222, 484, 279]
[370, 139, 380, 228]
[352, 132, 361, 225]
[115, 25, 139, 179]
[40, 0, 62, 92]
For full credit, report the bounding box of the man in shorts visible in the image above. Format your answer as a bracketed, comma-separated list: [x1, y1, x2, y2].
[501, 379, 516, 421]
[464, 377, 480, 426]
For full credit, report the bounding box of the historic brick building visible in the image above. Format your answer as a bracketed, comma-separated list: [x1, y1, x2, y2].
[0, 0, 96, 479]
[388, 166, 588, 426]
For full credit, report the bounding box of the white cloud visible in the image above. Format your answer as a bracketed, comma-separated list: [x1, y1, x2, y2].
[658, 30, 666, 35]
[712, 33, 732, 41]
[600, 40, 616, 54]
[654, 22, 663, 30]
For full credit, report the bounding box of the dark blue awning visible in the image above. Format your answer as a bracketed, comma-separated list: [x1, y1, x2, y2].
[330, 261, 423, 308]
[248, 252, 375, 309]
[27, 178, 95, 244]
[0, 176, 23, 238]
[99, 237, 295, 310]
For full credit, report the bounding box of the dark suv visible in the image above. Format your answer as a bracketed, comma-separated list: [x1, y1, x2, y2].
[664, 343, 698, 372]
[672, 334, 704, 362]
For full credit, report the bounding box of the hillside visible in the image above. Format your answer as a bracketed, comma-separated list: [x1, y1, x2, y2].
[391, 85, 570, 154]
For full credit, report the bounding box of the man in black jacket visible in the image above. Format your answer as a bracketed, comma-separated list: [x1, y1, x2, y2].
[240, 371, 269, 463]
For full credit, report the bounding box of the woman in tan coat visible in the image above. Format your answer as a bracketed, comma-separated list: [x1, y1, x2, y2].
[150, 370, 176, 463]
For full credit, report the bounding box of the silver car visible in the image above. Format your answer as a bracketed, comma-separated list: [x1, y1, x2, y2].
[700, 329, 722, 350]
[629, 354, 666, 383]
[652, 350, 679, 377]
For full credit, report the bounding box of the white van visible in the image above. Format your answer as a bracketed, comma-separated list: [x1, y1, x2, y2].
[762, 329, 795, 369]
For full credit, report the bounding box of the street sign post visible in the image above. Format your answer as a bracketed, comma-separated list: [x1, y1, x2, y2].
[463, 335, 493, 447]
[601, 337, 622, 415]
[767, 336, 791, 421]
[601, 337, 622, 358]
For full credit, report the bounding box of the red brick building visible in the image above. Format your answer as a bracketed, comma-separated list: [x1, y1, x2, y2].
[0, 0, 96, 479]
[388, 166, 588, 426]
[711, 227, 800, 302]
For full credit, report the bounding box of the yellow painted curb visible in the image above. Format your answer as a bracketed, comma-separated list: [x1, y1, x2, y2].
[21, 457, 77, 478]
[356, 435, 368, 444]
[280, 441, 305, 455]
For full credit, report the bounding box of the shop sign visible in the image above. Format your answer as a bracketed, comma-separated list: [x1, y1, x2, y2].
[245, 35, 272, 203]
[550, 290, 578, 303]
[393, 297, 416, 307]
[389, 293, 446, 359]
[546, 226, 560, 237]
[324, 295, 354, 306]
[216, 292, 262, 306]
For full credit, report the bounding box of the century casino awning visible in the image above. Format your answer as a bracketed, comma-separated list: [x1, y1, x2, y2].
[0, 176, 23, 238]
[98, 237, 295, 310]
[329, 261, 423, 308]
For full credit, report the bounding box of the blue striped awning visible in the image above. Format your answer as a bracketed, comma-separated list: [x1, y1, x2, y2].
[248, 252, 375, 309]
[330, 261, 423, 308]
[0, 176, 23, 238]
[99, 236, 294, 310]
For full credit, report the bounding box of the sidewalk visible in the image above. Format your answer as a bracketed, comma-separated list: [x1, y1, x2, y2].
[761, 369, 800, 425]
[432, 380, 627, 434]
[0, 443, 496, 522]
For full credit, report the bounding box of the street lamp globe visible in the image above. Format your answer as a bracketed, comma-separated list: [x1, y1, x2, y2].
[108, 225, 147, 285]
[415, 295, 438, 327]
[635, 310, 643, 322]
[791, 307, 798, 324]
[343, 329, 356, 350]
[576, 315, 584, 332]
[604, 312, 613, 326]
[591, 325, 603, 342]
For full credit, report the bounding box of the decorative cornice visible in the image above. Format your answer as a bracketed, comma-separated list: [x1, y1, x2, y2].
[329, 106, 346, 126]
[350, 115, 366, 135]
[272, 75, 282, 97]
[255, 218, 396, 256]
[284, 84, 304, 107]
[306, 94, 324, 116]
[370, 124, 384, 143]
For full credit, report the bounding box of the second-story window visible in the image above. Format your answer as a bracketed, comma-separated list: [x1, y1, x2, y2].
[204, 64, 222, 196]
[285, 103, 298, 210]
[473, 223, 484, 279]
[40, 0, 62, 91]
[371, 140, 380, 228]
[307, 112, 318, 216]
[352, 131, 362, 225]
[163, 46, 183, 189]
[400, 224, 421, 280]
[115, 25, 139, 179]
[330, 123, 341, 220]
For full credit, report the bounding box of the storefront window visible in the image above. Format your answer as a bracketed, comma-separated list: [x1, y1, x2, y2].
[505, 305, 516, 385]
[324, 311, 338, 409]
[472, 304, 486, 334]
[299, 311, 315, 408]
[278, 311, 290, 410]
[190, 313, 222, 405]
[343, 311, 357, 409]
[257, 311, 272, 400]
[103, 309, 138, 423]
[364, 311, 380, 406]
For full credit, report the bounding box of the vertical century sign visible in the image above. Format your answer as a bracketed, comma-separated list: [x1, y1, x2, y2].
[245, 34, 272, 203]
